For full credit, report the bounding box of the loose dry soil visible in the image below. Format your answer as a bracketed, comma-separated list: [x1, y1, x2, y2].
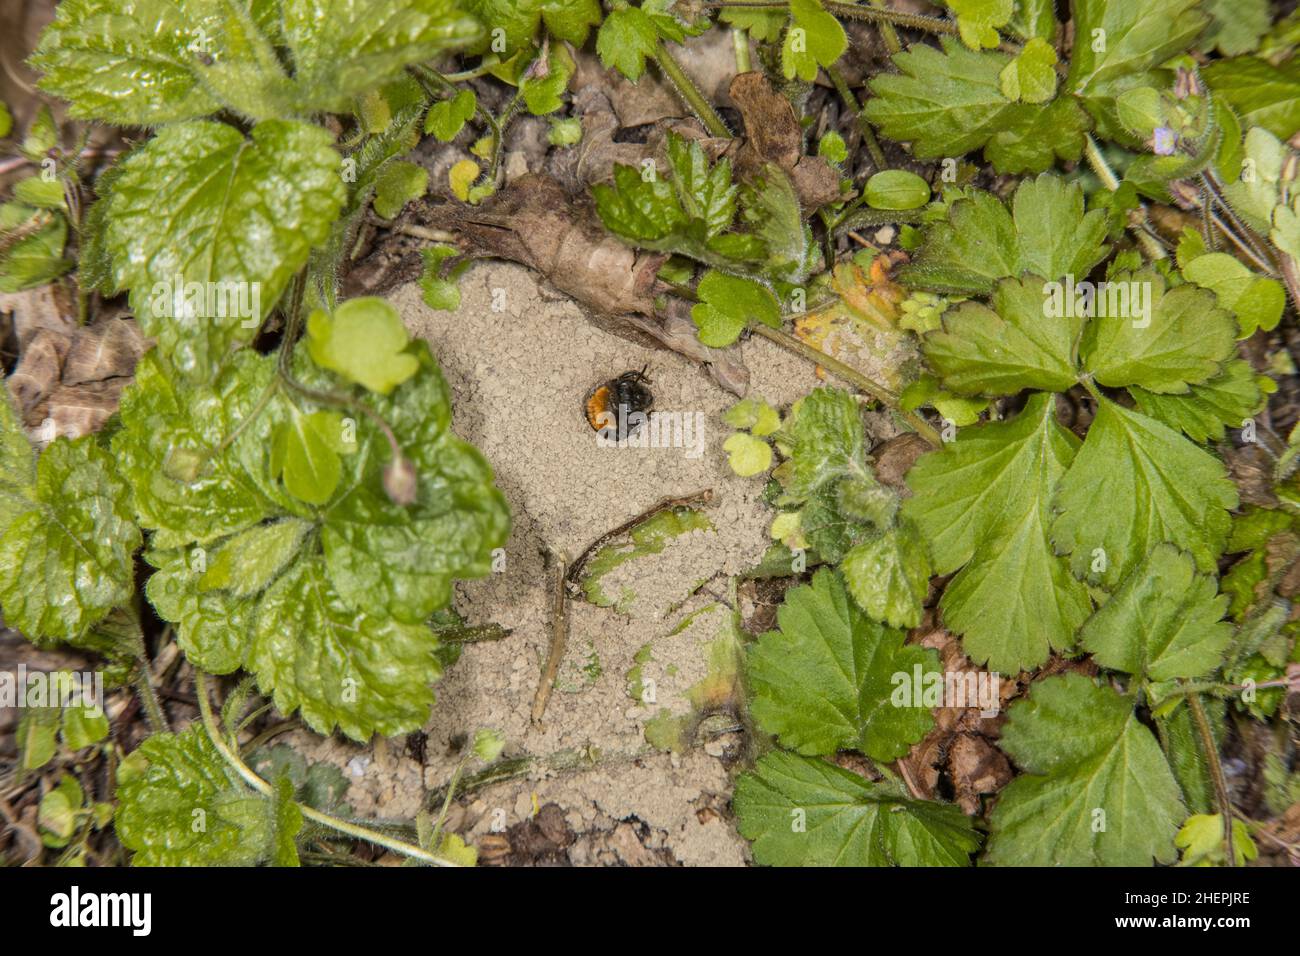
[284, 261, 886, 865]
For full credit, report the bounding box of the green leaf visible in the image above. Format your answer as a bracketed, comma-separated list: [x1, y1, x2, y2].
[271, 410, 346, 507]
[106, 121, 344, 380]
[61, 700, 109, 751]
[0, 206, 70, 292]
[250, 556, 444, 740]
[1128, 359, 1264, 444]
[419, 245, 471, 311]
[1052, 397, 1238, 588]
[903, 394, 1091, 673]
[899, 174, 1109, 294]
[840, 521, 931, 630]
[924, 275, 1083, 396]
[987, 673, 1184, 866]
[723, 432, 773, 477]
[145, 547, 255, 674]
[1066, 0, 1209, 140]
[691, 271, 780, 347]
[462, 0, 600, 54]
[1079, 545, 1232, 682]
[949, 0, 1012, 49]
[781, 387, 870, 504]
[0, 437, 140, 644]
[306, 297, 420, 395]
[864, 40, 1086, 175]
[746, 568, 940, 761]
[781, 0, 847, 82]
[1201, 0, 1270, 56]
[998, 36, 1057, 103]
[735, 751, 980, 866]
[372, 160, 428, 219]
[864, 170, 931, 211]
[116, 726, 300, 866]
[0, 381, 35, 530]
[596, 5, 662, 82]
[724, 397, 781, 436]
[521, 47, 574, 115]
[425, 89, 477, 140]
[1203, 56, 1300, 141]
[1080, 270, 1236, 393]
[199, 519, 313, 597]
[1182, 252, 1285, 337]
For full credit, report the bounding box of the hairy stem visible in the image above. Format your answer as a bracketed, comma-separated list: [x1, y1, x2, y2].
[655, 42, 733, 138]
[1187, 690, 1236, 866]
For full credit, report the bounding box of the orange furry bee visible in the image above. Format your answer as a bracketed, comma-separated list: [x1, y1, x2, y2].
[583, 367, 654, 440]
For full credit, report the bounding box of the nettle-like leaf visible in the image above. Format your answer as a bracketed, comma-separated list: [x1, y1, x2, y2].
[33, 0, 482, 123]
[1129, 360, 1263, 444]
[106, 120, 345, 380]
[734, 751, 980, 866]
[0, 204, 71, 293]
[462, 0, 600, 55]
[116, 343, 510, 740]
[1078, 544, 1232, 682]
[899, 175, 1110, 294]
[0, 393, 140, 645]
[1204, 56, 1300, 141]
[864, 39, 1090, 175]
[596, 0, 703, 82]
[903, 394, 1091, 674]
[986, 673, 1184, 866]
[746, 568, 940, 761]
[1052, 396, 1237, 588]
[116, 726, 300, 866]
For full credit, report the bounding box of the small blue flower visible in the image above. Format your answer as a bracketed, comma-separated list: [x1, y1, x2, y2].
[1153, 126, 1177, 156]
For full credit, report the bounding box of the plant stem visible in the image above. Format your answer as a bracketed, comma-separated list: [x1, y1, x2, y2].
[732, 27, 752, 73]
[750, 323, 942, 446]
[132, 649, 169, 736]
[195, 672, 461, 867]
[655, 42, 732, 138]
[702, 1, 961, 37]
[1187, 689, 1236, 866]
[1083, 134, 1168, 261]
[826, 65, 887, 171]
[868, 0, 903, 52]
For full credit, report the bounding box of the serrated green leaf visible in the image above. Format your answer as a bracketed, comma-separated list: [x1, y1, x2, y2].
[116, 726, 297, 866]
[903, 394, 1091, 673]
[249, 555, 443, 739]
[840, 521, 931, 630]
[462, 0, 600, 54]
[145, 547, 254, 673]
[0, 207, 70, 292]
[900, 175, 1109, 294]
[306, 297, 419, 395]
[1080, 270, 1236, 393]
[1052, 397, 1237, 588]
[596, 5, 662, 82]
[1182, 252, 1285, 337]
[0, 437, 140, 644]
[864, 39, 1086, 175]
[1202, 0, 1270, 56]
[1079, 545, 1232, 681]
[107, 120, 344, 380]
[735, 751, 980, 866]
[747, 569, 939, 760]
[924, 275, 1083, 396]
[372, 160, 428, 219]
[987, 673, 1184, 866]
[691, 270, 780, 347]
[199, 519, 313, 597]
[1128, 359, 1264, 443]
[521, 47, 573, 115]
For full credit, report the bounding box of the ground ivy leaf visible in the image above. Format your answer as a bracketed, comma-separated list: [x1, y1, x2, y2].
[280, 0, 482, 112]
[1128, 359, 1263, 444]
[1079, 544, 1231, 682]
[1052, 397, 1238, 588]
[112, 351, 280, 549]
[106, 120, 344, 380]
[116, 725, 293, 866]
[306, 297, 419, 395]
[899, 174, 1109, 294]
[735, 751, 980, 866]
[249, 555, 443, 740]
[840, 521, 931, 630]
[781, 387, 869, 503]
[902, 394, 1091, 673]
[924, 275, 1083, 395]
[746, 568, 939, 761]
[145, 548, 255, 674]
[987, 673, 1184, 866]
[1080, 271, 1235, 394]
[271, 409, 345, 507]
[0, 437, 140, 644]
[31, 0, 224, 124]
[199, 518, 313, 597]
[319, 343, 510, 623]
